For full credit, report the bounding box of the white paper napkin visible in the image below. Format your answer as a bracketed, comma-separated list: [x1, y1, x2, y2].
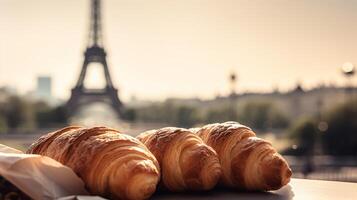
[0, 144, 95, 199]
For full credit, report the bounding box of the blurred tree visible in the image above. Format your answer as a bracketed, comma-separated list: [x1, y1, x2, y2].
[0, 95, 68, 131]
[34, 102, 68, 128]
[288, 117, 318, 155]
[134, 101, 201, 127]
[239, 101, 290, 130]
[176, 106, 200, 128]
[162, 101, 177, 124]
[51, 105, 68, 123]
[240, 101, 270, 129]
[322, 100, 357, 155]
[135, 104, 161, 122]
[270, 108, 290, 129]
[0, 115, 7, 133]
[205, 106, 238, 123]
[0, 96, 34, 130]
[122, 108, 136, 121]
[135, 100, 292, 129]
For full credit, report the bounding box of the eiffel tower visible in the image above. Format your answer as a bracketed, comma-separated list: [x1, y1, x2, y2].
[67, 0, 123, 117]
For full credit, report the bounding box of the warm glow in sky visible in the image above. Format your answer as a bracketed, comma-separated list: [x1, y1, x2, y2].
[1, 0, 357, 101]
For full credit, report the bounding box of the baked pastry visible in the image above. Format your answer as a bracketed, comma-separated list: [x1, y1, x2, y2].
[27, 126, 160, 200]
[191, 122, 292, 191]
[137, 127, 222, 192]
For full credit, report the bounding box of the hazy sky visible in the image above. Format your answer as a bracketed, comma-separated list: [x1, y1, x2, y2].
[1, 0, 357, 101]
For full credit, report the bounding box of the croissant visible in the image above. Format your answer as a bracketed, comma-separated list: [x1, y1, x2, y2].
[27, 126, 160, 200]
[136, 127, 222, 192]
[191, 122, 292, 191]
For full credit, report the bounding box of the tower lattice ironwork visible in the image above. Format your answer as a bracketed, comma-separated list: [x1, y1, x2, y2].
[67, 0, 123, 117]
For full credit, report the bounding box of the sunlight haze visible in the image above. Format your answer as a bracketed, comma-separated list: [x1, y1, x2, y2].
[1, 0, 357, 101]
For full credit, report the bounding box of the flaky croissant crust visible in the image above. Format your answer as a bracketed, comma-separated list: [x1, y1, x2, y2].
[27, 126, 160, 200]
[137, 127, 222, 192]
[192, 122, 292, 191]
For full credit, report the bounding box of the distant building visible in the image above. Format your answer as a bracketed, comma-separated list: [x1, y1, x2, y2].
[155, 84, 356, 121]
[24, 76, 63, 106]
[36, 76, 52, 99]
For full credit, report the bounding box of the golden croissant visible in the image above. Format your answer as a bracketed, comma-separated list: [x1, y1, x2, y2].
[136, 127, 222, 192]
[27, 126, 160, 200]
[191, 122, 292, 191]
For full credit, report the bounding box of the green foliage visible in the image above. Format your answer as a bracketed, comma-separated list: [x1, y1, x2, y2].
[122, 108, 136, 121]
[205, 106, 238, 123]
[288, 117, 318, 155]
[0, 96, 34, 129]
[134, 100, 290, 129]
[0, 95, 68, 131]
[322, 100, 357, 155]
[0, 115, 8, 133]
[175, 106, 200, 127]
[34, 102, 68, 128]
[270, 108, 291, 128]
[134, 101, 201, 128]
[239, 101, 290, 130]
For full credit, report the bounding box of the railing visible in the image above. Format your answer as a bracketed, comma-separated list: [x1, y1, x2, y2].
[284, 155, 357, 182]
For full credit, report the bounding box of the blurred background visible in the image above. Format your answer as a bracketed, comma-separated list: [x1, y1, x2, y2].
[0, 0, 356, 182]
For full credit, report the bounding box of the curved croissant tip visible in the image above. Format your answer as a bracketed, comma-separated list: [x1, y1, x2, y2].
[281, 165, 292, 186]
[201, 157, 222, 190]
[126, 172, 159, 200]
[271, 156, 292, 190]
[261, 154, 292, 191]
